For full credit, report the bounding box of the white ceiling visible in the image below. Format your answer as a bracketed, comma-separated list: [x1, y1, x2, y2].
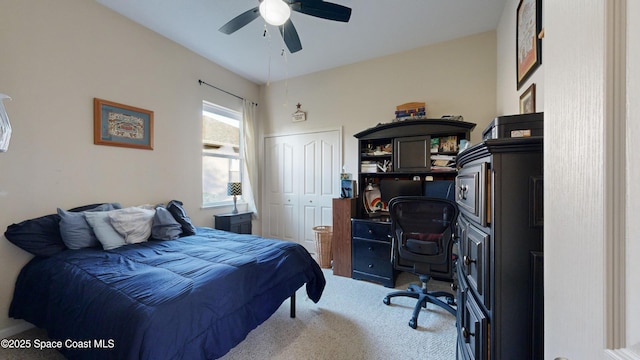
[96, 0, 507, 85]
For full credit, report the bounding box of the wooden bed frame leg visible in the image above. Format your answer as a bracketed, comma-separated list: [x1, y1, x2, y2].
[290, 292, 296, 318]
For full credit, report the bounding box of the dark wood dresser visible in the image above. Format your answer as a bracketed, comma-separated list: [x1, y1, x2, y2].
[455, 137, 544, 359]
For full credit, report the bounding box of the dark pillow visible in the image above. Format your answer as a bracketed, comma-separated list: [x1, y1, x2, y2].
[4, 214, 66, 257]
[151, 207, 183, 240]
[4, 202, 122, 256]
[166, 200, 196, 236]
[69, 202, 122, 212]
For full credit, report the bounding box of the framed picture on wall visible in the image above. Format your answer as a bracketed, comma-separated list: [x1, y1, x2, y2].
[516, 0, 542, 89]
[94, 98, 154, 150]
[520, 83, 536, 114]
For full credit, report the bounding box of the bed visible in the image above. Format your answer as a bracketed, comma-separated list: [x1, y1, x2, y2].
[6, 203, 325, 360]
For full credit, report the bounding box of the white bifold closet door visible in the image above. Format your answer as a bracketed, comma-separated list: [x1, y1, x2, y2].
[263, 130, 340, 256]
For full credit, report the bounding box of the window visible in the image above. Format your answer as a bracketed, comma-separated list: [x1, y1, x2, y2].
[202, 101, 243, 207]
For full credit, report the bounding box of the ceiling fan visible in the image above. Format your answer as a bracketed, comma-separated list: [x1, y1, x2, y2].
[218, 0, 352, 53]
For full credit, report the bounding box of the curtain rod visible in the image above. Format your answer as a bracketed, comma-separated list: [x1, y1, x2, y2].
[198, 80, 258, 106]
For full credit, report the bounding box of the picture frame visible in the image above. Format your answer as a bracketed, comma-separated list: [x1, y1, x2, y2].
[520, 83, 536, 114]
[94, 98, 154, 150]
[516, 0, 542, 90]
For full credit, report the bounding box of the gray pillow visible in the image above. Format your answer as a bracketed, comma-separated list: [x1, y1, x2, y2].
[57, 203, 116, 249]
[151, 207, 182, 240]
[85, 211, 126, 250]
[109, 207, 155, 244]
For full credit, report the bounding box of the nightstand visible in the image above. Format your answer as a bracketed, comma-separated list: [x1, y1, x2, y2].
[214, 212, 252, 234]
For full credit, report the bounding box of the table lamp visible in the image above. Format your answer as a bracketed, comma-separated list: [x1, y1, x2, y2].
[227, 182, 242, 214]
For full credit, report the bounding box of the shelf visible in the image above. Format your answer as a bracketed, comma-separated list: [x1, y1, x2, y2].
[431, 151, 458, 156]
[360, 170, 457, 177]
[361, 154, 392, 159]
[354, 118, 476, 218]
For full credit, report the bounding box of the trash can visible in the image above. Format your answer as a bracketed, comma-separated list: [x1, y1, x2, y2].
[312, 226, 333, 268]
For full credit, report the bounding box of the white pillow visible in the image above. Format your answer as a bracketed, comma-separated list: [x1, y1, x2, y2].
[109, 207, 156, 244]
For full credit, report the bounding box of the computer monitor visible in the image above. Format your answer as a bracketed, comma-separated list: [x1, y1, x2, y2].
[380, 178, 423, 205]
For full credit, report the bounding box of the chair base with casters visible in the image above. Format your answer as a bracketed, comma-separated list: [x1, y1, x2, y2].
[383, 274, 456, 329]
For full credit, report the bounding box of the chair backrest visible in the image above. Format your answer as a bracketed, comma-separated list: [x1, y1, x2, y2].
[388, 196, 459, 278]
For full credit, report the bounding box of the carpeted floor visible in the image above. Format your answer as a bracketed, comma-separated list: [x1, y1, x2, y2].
[0, 270, 457, 359]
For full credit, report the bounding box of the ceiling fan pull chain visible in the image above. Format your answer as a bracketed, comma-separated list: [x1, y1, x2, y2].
[263, 24, 272, 86]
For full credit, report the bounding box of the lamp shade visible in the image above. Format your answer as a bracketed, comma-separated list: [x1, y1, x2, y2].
[259, 0, 291, 26]
[227, 182, 242, 196]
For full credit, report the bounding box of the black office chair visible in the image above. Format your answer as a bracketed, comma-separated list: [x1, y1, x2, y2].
[382, 196, 458, 329]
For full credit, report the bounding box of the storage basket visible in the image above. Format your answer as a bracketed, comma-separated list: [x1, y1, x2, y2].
[312, 226, 333, 268]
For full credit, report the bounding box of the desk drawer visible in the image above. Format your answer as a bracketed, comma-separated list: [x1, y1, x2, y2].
[352, 237, 394, 287]
[352, 220, 391, 241]
[352, 238, 392, 274]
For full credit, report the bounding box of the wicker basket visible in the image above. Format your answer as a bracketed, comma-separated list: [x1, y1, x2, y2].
[312, 226, 333, 268]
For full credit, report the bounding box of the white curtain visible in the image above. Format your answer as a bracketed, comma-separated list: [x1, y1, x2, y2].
[0, 93, 12, 152]
[242, 99, 258, 217]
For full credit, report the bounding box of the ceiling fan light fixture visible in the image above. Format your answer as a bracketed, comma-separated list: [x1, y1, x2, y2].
[259, 0, 291, 26]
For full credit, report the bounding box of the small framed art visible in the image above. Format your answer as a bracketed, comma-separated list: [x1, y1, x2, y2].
[519, 83, 536, 114]
[94, 98, 154, 150]
[516, 0, 542, 89]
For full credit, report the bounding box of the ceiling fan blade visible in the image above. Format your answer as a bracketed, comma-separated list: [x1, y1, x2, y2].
[218, 7, 260, 34]
[291, 1, 352, 22]
[279, 20, 302, 53]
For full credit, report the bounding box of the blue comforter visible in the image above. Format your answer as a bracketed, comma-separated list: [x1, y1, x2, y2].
[9, 227, 325, 359]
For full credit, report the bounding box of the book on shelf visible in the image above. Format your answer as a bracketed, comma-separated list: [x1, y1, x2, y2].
[395, 102, 427, 120]
[396, 102, 426, 111]
[431, 154, 456, 171]
[395, 107, 425, 115]
[360, 161, 377, 173]
[431, 138, 440, 153]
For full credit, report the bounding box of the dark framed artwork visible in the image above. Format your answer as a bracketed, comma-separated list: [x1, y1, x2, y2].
[94, 98, 154, 150]
[516, 0, 542, 89]
[519, 83, 536, 114]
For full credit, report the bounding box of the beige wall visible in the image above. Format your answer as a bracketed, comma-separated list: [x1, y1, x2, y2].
[259, 31, 498, 188]
[496, 0, 544, 115]
[0, 0, 259, 333]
